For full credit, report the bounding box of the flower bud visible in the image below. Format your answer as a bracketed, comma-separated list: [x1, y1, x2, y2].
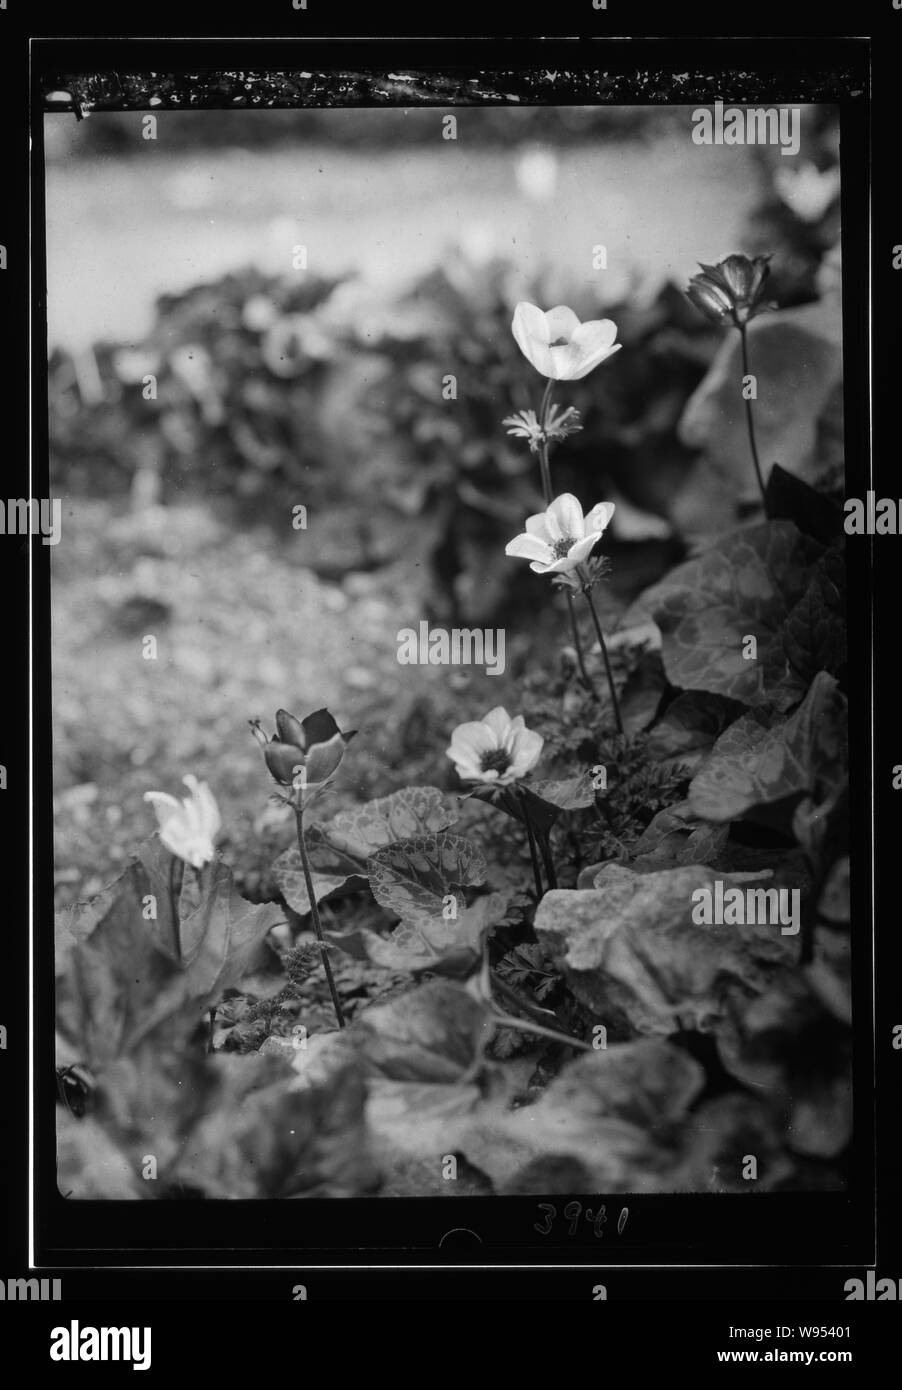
[686, 254, 773, 326]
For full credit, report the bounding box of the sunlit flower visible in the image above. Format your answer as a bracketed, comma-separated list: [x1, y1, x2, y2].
[505, 492, 616, 575]
[686, 254, 773, 326]
[447, 706, 543, 785]
[502, 404, 582, 454]
[511, 303, 621, 381]
[144, 774, 221, 869]
[250, 707, 355, 791]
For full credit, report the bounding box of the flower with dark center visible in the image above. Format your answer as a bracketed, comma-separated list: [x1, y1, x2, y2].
[505, 493, 615, 576]
[447, 707, 543, 786]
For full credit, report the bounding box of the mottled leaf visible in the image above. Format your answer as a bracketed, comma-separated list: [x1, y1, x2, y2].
[689, 671, 847, 824]
[273, 786, 456, 915]
[633, 520, 824, 708]
[535, 863, 796, 1037]
[367, 832, 487, 925]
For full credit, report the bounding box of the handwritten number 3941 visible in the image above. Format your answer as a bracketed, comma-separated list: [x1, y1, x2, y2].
[534, 1202, 629, 1238]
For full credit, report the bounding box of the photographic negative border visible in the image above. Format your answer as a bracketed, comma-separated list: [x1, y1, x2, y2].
[26, 33, 874, 1277]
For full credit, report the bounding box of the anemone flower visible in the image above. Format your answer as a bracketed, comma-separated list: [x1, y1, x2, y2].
[511, 302, 621, 381]
[505, 493, 616, 575]
[446, 706, 543, 786]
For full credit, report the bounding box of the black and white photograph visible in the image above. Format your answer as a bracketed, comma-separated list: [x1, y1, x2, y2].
[44, 71, 855, 1213]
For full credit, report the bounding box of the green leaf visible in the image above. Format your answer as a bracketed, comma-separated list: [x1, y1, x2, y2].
[468, 773, 596, 839]
[178, 860, 286, 1009]
[348, 892, 508, 978]
[534, 863, 796, 1037]
[351, 979, 489, 1083]
[173, 1050, 377, 1198]
[367, 832, 487, 924]
[459, 1039, 707, 1194]
[56, 873, 194, 1069]
[780, 546, 846, 691]
[631, 800, 729, 870]
[689, 671, 847, 825]
[273, 786, 457, 915]
[645, 691, 745, 773]
[632, 520, 824, 709]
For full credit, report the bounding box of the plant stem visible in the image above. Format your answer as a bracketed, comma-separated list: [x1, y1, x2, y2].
[295, 805, 346, 1029]
[490, 1001, 591, 1052]
[538, 379, 555, 503]
[517, 788, 544, 899]
[579, 574, 624, 734]
[738, 323, 767, 504]
[168, 855, 184, 961]
[537, 834, 558, 890]
[565, 592, 598, 698]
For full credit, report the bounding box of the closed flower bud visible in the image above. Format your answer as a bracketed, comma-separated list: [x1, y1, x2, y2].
[686, 254, 773, 326]
[253, 706, 356, 794]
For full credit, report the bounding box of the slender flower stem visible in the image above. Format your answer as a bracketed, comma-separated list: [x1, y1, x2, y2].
[537, 833, 558, 890]
[295, 804, 346, 1029]
[537, 381, 597, 699]
[538, 379, 555, 503]
[579, 569, 624, 734]
[168, 855, 184, 960]
[738, 322, 767, 505]
[517, 788, 544, 900]
[565, 593, 598, 699]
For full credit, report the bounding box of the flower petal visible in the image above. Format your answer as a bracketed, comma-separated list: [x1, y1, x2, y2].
[511, 302, 556, 377]
[510, 728, 544, 776]
[524, 511, 553, 540]
[547, 493, 585, 539]
[300, 708, 341, 748]
[275, 709, 307, 748]
[506, 532, 553, 563]
[566, 535, 599, 567]
[543, 304, 581, 343]
[481, 707, 512, 742]
[583, 501, 616, 535]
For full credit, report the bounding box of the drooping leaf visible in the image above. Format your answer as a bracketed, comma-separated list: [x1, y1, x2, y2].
[367, 832, 487, 925]
[347, 892, 507, 978]
[468, 772, 596, 839]
[689, 671, 847, 825]
[351, 979, 489, 1084]
[56, 873, 194, 1069]
[273, 786, 457, 915]
[174, 1050, 376, 1198]
[177, 859, 285, 1009]
[459, 1039, 707, 1193]
[765, 463, 845, 544]
[631, 800, 729, 870]
[534, 863, 797, 1037]
[780, 545, 846, 691]
[630, 521, 824, 709]
[645, 691, 745, 773]
[716, 974, 851, 1160]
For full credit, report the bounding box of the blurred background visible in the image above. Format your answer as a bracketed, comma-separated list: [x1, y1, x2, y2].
[46, 102, 843, 908]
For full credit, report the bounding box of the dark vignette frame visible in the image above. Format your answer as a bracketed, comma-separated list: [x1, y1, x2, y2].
[30, 35, 872, 1275]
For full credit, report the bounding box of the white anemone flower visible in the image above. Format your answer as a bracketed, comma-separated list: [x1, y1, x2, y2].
[512, 302, 621, 381]
[505, 493, 616, 575]
[446, 706, 544, 786]
[144, 774, 221, 869]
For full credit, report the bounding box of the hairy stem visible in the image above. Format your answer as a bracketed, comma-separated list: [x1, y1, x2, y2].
[580, 574, 624, 734]
[538, 379, 555, 503]
[295, 805, 346, 1029]
[738, 323, 767, 504]
[566, 592, 598, 698]
[517, 789, 544, 900]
